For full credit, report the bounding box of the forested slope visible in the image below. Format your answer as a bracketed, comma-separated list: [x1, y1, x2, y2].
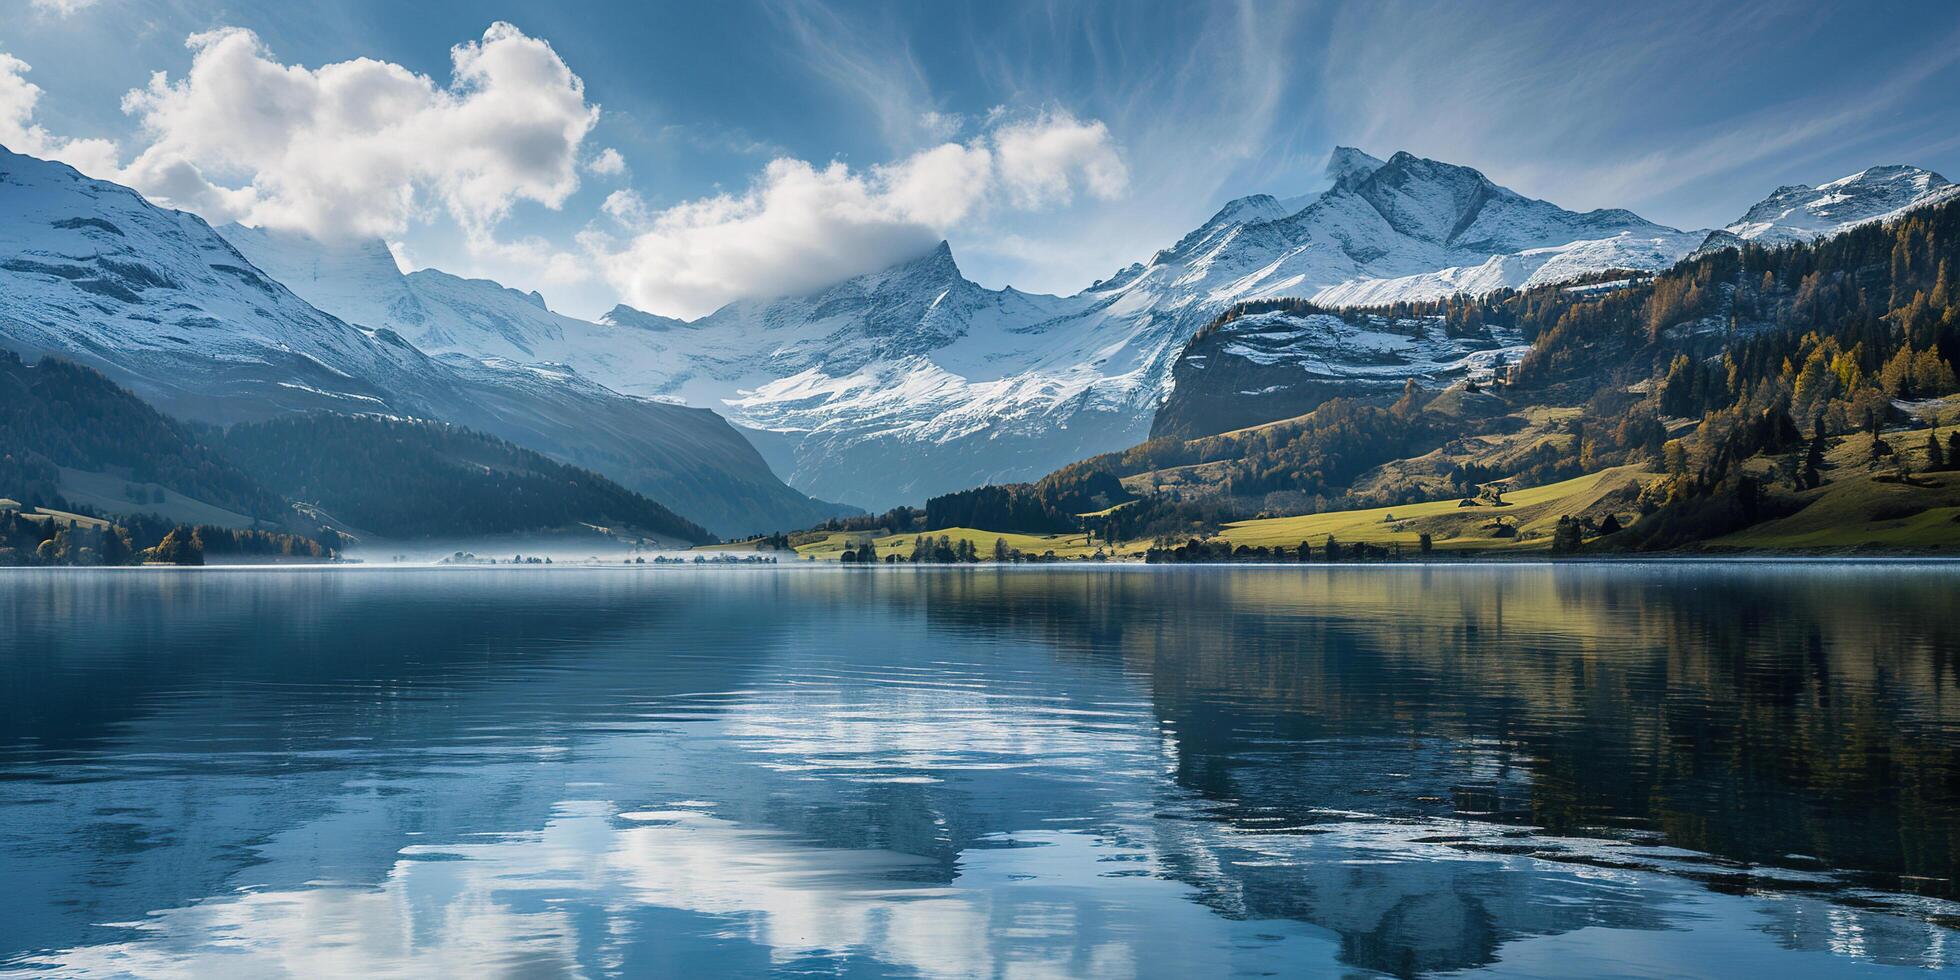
[215, 413, 715, 543]
[0, 351, 285, 518]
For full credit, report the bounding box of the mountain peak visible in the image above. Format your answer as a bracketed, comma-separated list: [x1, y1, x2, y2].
[1718, 161, 1957, 248]
[1369, 151, 1496, 190]
[602, 304, 689, 332]
[1324, 147, 1387, 190]
[1817, 163, 1948, 193]
[868, 239, 965, 287]
[1206, 194, 1287, 228]
[913, 239, 958, 268]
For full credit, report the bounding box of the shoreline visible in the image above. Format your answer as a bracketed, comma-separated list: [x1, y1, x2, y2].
[9, 554, 1960, 572]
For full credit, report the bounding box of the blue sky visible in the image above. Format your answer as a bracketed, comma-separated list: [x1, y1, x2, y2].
[4, 0, 1959, 319]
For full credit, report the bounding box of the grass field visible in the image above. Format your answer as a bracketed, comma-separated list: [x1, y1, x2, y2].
[788, 526, 1121, 561]
[775, 467, 1650, 561]
[1214, 465, 1651, 553]
[56, 466, 258, 529]
[7, 505, 112, 530]
[1710, 433, 1960, 551]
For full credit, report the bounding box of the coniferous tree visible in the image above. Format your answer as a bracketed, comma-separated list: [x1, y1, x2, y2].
[150, 526, 203, 565]
[1551, 516, 1583, 554]
[1803, 421, 1829, 489]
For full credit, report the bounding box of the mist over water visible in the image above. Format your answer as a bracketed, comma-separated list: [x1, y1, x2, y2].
[1, 564, 1956, 977]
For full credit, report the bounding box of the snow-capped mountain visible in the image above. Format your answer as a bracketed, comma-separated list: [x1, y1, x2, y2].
[221, 225, 684, 402]
[0, 145, 846, 536]
[231, 219, 1120, 507]
[587, 149, 1708, 507]
[0, 145, 460, 422]
[29, 135, 1947, 517]
[1696, 164, 1957, 252]
[1287, 151, 1707, 307]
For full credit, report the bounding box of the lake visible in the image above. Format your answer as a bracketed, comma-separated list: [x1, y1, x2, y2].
[1, 563, 1957, 978]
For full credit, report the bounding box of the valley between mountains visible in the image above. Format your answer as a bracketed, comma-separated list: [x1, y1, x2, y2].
[3, 139, 1957, 562]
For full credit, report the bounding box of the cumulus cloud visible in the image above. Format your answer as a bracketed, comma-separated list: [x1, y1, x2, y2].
[586, 146, 626, 176]
[596, 111, 1127, 318]
[600, 188, 650, 226]
[993, 114, 1128, 209]
[0, 52, 121, 177]
[115, 22, 598, 242]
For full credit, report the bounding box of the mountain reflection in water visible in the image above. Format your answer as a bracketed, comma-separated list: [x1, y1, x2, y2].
[1, 564, 1955, 977]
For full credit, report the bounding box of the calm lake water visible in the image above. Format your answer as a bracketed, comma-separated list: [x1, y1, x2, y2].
[2, 564, 1958, 978]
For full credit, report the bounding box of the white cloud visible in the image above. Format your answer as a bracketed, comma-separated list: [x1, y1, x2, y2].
[586, 146, 625, 176]
[596, 112, 1125, 318]
[992, 113, 1128, 209]
[468, 231, 592, 287]
[600, 188, 650, 226]
[115, 22, 598, 243]
[28, 0, 99, 16]
[0, 52, 121, 177]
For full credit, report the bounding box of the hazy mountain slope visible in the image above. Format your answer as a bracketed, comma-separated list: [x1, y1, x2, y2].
[216, 222, 852, 533]
[0, 148, 845, 535]
[603, 243, 1125, 505]
[213, 414, 714, 544]
[221, 225, 675, 399]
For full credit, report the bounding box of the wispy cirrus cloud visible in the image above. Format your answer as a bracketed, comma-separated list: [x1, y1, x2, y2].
[1314, 0, 1960, 226]
[27, 0, 100, 17]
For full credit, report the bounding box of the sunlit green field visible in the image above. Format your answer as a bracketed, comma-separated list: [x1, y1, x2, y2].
[1214, 466, 1648, 553]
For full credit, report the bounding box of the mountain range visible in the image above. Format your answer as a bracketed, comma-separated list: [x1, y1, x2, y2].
[583, 147, 1951, 507]
[0, 147, 846, 537]
[3, 139, 1953, 527]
